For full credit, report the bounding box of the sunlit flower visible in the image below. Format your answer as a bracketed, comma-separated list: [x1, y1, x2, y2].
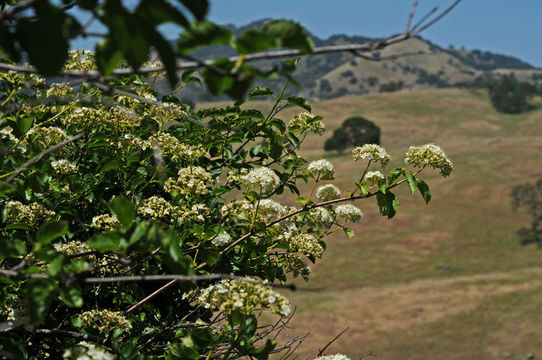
[335, 204, 363, 223]
[316, 184, 342, 201]
[404, 143, 453, 177]
[352, 144, 390, 167]
[242, 167, 280, 193]
[307, 159, 334, 180]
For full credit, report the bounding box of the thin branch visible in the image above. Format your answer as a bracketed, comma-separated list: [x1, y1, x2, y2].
[353, 49, 434, 62]
[5, 132, 85, 183]
[411, 6, 439, 32]
[33, 328, 100, 342]
[415, 0, 462, 33]
[405, 0, 420, 34]
[317, 327, 350, 357]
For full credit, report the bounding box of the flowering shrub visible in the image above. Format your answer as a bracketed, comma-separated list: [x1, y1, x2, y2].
[0, 51, 453, 359]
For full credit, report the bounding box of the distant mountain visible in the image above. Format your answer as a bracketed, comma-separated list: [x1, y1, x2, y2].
[166, 19, 542, 102]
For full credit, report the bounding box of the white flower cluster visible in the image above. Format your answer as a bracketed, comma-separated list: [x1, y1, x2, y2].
[51, 159, 78, 175]
[288, 112, 325, 135]
[275, 221, 299, 242]
[164, 166, 212, 199]
[282, 253, 312, 281]
[78, 309, 132, 333]
[364, 170, 385, 186]
[145, 132, 205, 162]
[6, 200, 55, 226]
[145, 101, 190, 125]
[63, 49, 96, 71]
[314, 354, 351, 360]
[178, 203, 209, 223]
[211, 232, 232, 247]
[405, 143, 454, 177]
[195, 278, 291, 316]
[306, 207, 334, 228]
[288, 233, 324, 258]
[307, 159, 334, 180]
[54, 241, 99, 268]
[226, 168, 249, 184]
[28, 126, 72, 155]
[242, 167, 281, 193]
[137, 196, 176, 221]
[257, 199, 287, 221]
[352, 144, 390, 167]
[91, 214, 120, 231]
[335, 204, 364, 223]
[108, 133, 144, 150]
[316, 184, 342, 201]
[63, 341, 114, 360]
[220, 200, 254, 220]
[46, 82, 73, 98]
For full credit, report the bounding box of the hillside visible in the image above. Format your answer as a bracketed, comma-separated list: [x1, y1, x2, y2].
[175, 19, 542, 102]
[199, 88, 542, 359]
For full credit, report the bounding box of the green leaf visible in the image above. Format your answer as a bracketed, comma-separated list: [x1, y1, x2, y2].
[87, 233, 121, 252]
[252, 339, 277, 360]
[59, 285, 83, 307]
[25, 279, 57, 325]
[406, 172, 417, 194]
[378, 182, 387, 194]
[287, 96, 311, 112]
[148, 29, 179, 86]
[95, 38, 123, 75]
[177, 0, 209, 21]
[109, 197, 135, 228]
[262, 20, 314, 53]
[136, 0, 189, 27]
[387, 167, 405, 186]
[248, 86, 274, 98]
[0, 25, 20, 62]
[286, 132, 300, 149]
[344, 227, 355, 238]
[235, 29, 277, 54]
[36, 221, 69, 245]
[16, 3, 80, 76]
[177, 21, 233, 55]
[417, 179, 432, 204]
[376, 191, 398, 219]
[181, 69, 201, 85]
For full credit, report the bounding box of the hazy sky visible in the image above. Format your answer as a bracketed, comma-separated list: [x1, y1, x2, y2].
[71, 1, 542, 68]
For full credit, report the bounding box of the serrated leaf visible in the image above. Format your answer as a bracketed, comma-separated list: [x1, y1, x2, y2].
[417, 179, 432, 204]
[406, 172, 417, 194]
[387, 167, 405, 186]
[287, 96, 311, 112]
[109, 197, 135, 227]
[376, 191, 398, 219]
[248, 86, 274, 98]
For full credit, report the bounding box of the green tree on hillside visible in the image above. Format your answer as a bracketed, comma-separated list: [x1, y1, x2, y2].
[487, 76, 536, 114]
[511, 179, 542, 245]
[324, 116, 381, 153]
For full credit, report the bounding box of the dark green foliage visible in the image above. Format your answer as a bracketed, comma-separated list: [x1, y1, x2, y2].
[487, 76, 536, 114]
[511, 179, 542, 245]
[379, 81, 403, 93]
[324, 116, 381, 152]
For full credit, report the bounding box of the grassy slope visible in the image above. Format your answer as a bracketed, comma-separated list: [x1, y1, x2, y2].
[201, 88, 542, 359]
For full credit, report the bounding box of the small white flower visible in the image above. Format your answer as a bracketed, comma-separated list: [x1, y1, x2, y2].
[211, 232, 232, 247]
[364, 170, 385, 186]
[405, 143, 453, 177]
[352, 144, 390, 167]
[242, 167, 280, 193]
[307, 159, 334, 180]
[316, 184, 342, 201]
[335, 204, 363, 223]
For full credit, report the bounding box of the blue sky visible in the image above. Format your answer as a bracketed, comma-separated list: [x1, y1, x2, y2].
[72, 1, 542, 68]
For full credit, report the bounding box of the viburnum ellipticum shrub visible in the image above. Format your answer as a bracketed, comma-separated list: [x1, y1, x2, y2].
[0, 51, 454, 359]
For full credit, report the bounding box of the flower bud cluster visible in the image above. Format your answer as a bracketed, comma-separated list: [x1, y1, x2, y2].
[352, 144, 390, 167]
[364, 170, 385, 186]
[91, 214, 120, 231]
[78, 309, 132, 333]
[137, 196, 176, 221]
[178, 203, 209, 223]
[288, 233, 324, 258]
[226, 168, 249, 184]
[288, 112, 325, 135]
[220, 200, 254, 220]
[164, 166, 212, 198]
[257, 199, 287, 221]
[65, 107, 139, 128]
[335, 204, 364, 223]
[305, 207, 334, 228]
[211, 232, 232, 247]
[316, 184, 342, 201]
[63, 50, 96, 71]
[6, 200, 55, 225]
[108, 133, 144, 150]
[307, 159, 334, 180]
[51, 159, 78, 175]
[195, 278, 291, 316]
[54, 241, 98, 267]
[314, 354, 351, 360]
[145, 132, 205, 162]
[404, 143, 454, 177]
[275, 221, 299, 242]
[46, 83, 73, 98]
[146, 102, 189, 125]
[63, 341, 114, 360]
[28, 126, 72, 155]
[282, 253, 311, 281]
[242, 167, 281, 193]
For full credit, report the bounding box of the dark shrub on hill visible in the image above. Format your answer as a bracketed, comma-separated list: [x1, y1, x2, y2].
[511, 179, 542, 246]
[487, 76, 536, 113]
[324, 116, 380, 152]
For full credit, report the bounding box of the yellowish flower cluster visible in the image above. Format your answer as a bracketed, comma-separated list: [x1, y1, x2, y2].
[352, 144, 390, 167]
[288, 112, 325, 135]
[307, 159, 334, 180]
[178, 203, 209, 223]
[282, 253, 311, 281]
[164, 166, 212, 198]
[78, 309, 132, 333]
[28, 126, 72, 155]
[226, 168, 249, 184]
[0, 70, 45, 87]
[63, 50, 96, 71]
[0, 296, 27, 326]
[335, 204, 363, 223]
[46, 83, 74, 98]
[364, 170, 385, 186]
[108, 133, 144, 150]
[314, 354, 351, 360]
[137, 196, 176, 221]
[145, 102, 189, 125]
[275, 221, 299, 242]
[211, 232, 232, 247]
[288, 233, 324, 258]
[305, 207, 334, 228]
[91, 214, 120, 231]
[242, 167, 281, 193]
[316, 184, 342, 201]
[63, 341, 114, 360]
[220, 200, 254, 220]
[51, 159, 78, 175]
[65, 107, 139, 128]
[257, 199, 287, 221]
[145, 132, 205, 162]
[6, 200, 55, 225]
[54, 241, 98, 268]
[405, 143, 454, 177]
[195, 278, 291, 316]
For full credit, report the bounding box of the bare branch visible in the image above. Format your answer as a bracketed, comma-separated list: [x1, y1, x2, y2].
[353, 49, 434, 62]
[317, 327, 350, 357]
[414, 0, 462, 33]
[33, 328, 100, 342]
[405, 0, 420, 34]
